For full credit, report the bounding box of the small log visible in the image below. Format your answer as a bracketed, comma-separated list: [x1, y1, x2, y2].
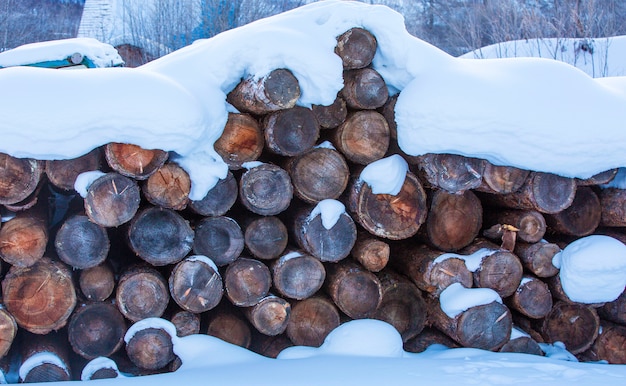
[104, 143, 168, 180]
[416, 153, 486, 194]
[84, 172, 141, 227]
[379, 93, 398, 139]
[263, 106, 320, 157]
[426, 189, 483, 252]
[483, 209, 546, 244]
[463, 239, 523, 298]
[2, 178, 44, 212]
[514, 241, 560, 278]
[271, 250, 326, 300]
[476, 163, 529, 194]
[341, 68, 388, 110]
[244, 294, 291, 336]
[80, 357, 122, 380]
[325, 259, 383, 319]
[79, 262, 116, 302]
[351, 232, 390, 272]
[0, 153, 44, 205]
[45, 147, 102, 191]
[506, 275, 553, 319]
[188, 170, 238, 217]
[243, 216, 288, 260]
[576, 168, 618, 186]
[0, 306, 17, 358]
[143, 163, 191, 211]
[389, 243, 473, 297]
[499, 334, 543, 356]
[250, 333, 293, 358]
[584, 321, 626, 364]
[125, 327, 175, 371]
[2, 257, 76, 334]
[192, 216, 244, 266]
[206, 308, 252, 348]
[224, 257, 272, 307]
[311, 96, 347, 129]
[599, 188, 626, 227]
[335, 27, 377, 70]
[598, 290, 626, 325]
[19, 331, 71, 383]
[127, 206, 193, 266]
[239, 163, 293, 216]
[214, 113, 264, 169]
[169, 310, 201, 337]
[545, 186, 601, 237]
[372, 269, 427, 342]
[115, 265, 169, 322]
[285, 146, 349, 204]
[169, 255, 223, 313]
[347, 170, 428, 240]
[0, 207, 48, 268]
[403, 327, 460, 353]
[55, 214, 109, 269]
[227, 68, 300, 115]
[540, 301, 600, 354]
[68, 302, 127, 360]
[333, 111, 390, 165]
[286, 295, 340, 347]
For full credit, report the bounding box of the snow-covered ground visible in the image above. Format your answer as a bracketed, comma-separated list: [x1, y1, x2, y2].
[1, 0, 626, 384]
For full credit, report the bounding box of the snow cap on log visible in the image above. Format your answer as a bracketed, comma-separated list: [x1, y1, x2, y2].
[359, 154, 407, 195]
[439, 283, 502, 318]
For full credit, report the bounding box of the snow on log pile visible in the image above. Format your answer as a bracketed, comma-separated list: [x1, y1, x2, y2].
[1, 0, 626, 382]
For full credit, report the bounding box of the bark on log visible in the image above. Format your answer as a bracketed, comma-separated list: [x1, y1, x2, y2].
[476, 163, 529, 194]
[0, 207, 48, 268]
[416, 153, 486, 194]
[286, 295, 340, 347]
[143, 163, 191, 211]
[544, 186, 601, 237]
[0, 153, 44, 205]
[311, 96, 347, 129]
[127, 206, 193, 266]
[84, 172, 141, 227]
[227, 68, 300, 115]
[125, 327, 175, 370]
[45, 148, 102, 191]
[188, 170, 238, 217]
[285, 146, 349, 204]
[599, 188, 626, 227]
[341, 68, 388, 110]
[239, 163, 293, 216]
[348, 170, 428, 240]
[463, 239, 523, 298]
[2, 257, 76, 334]
[263, 106, 320, 157]
[379, 93, 398, 139]
[540, 301, 600, 354]
[335, 27, 377, 70]
[224, 257, 272, 307]
[271, 250, 326, 300]
[506, 275, 553, 319]
[169, 310, 201, 337]
[333, 110, 390, 165]
[483, 209, 546, 244]
[598, 290, 626, 325]
[0, 306, 17, 358]
[68, 302, 127, 360]
[514, 241, 560, 278]
[19, 331, 71, 383]
[244, 294, 291, 336]
[350, 232, 389, 272]
[576, 168, 618, 186]
[55, 214, 109, 269]
[325, 259, 383, 319]
[583, 321, 626, 364]
[192, 216, 243, 266]
[206, 308, 252, 348]
[403, 327, 460, 353]
[115, 265, 169, 323]
[426, 189, 483, 252]
[243, 216, 288, 260]
[104, 143, 168, 180]
[169, 255, 223, 313]
[78, 262, 115, 302]
[214, 113, 264, 169]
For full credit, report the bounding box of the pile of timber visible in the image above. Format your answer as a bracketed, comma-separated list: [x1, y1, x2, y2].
[0, 27, 625, 382]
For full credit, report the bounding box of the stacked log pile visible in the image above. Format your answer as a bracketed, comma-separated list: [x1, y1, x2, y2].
[0, 27, 625, 382]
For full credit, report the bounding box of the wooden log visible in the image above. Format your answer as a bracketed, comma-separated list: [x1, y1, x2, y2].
[84, 172, 141, 227]
[379, 93, 398, 139]
[68, 302, 127, 360]
[19, 331, 71, 383]
[341, 68, 388, 110]
[243, 216, 288, 260]
[499, 333, 543, 356]
[80, 357, 122, 380]
[483, 209, 546, 244]
[0, 207, 48, 268]
[2, 257, 76, 334]
[463, 239, 523, 298]
[45, 147, 102, 191]
[333, 110, 390, 165]
[599, 188, 626, 227]
[347, 170, 428, 240]
[514, 241, 560, 278]
[263, 106, 320, 157]
[598, 290, 626, 325]
[292, 204, 357, 262]
[286, 295, 340, 347]
[125, 327, 175, 370]
[426, 189, 483, 252]
[271, 250, 326, 300]
[143, 163, 191, 211]
[544, 186, 601, 237]
[285, 146, 349, 204]
[227, 68, 300, 115]
[214, 113, 264, 169]
[576, 168, 618, 186]
[540, 301, 600, 354]
[206, 307, 252, 348]
[350, 232, 389, 272]
[583, 321, 626, 364]
[224, 257, 271, 307]
[403, 327, 460, 353]
[192, 216, 244, 266]
[415, 153, 486, 194]
[188, 170, 238, 217]
[2, 178, 44, 212]
[169, 310, 201, 337]
[78, 262, 116, 302]
[335, 27, 377, 70]
[390, 243, 473, 297]
[325, 259, 383, 319]
[476, 163, 529, 194]
[244, 294, 291, 336]
[311, 96, 347, 129]
[169, 255, 223, 313]
[0, 306, 17, 358]
[480, 171, 577, 214]
[239, 163, 293, 216]
[54, 213, 109, 269]
[0, 153, 44, 205]
[115, 265, 169, 322]
[506, 275, 553, 319]
[104, 143, 168, 180]
[250, 333, 293, 358]
[127, 206, 193, 266]
[372, 269, 427, 342]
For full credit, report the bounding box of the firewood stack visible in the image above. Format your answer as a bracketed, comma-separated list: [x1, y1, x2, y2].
[0, 27, 625, 382]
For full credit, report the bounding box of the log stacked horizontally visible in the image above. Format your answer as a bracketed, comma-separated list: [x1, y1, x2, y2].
[0, 26, 625, 383]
